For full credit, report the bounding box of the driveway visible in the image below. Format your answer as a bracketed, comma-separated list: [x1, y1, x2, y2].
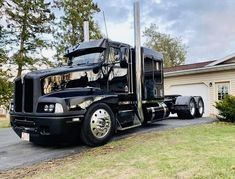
[0, 117, 216, 171]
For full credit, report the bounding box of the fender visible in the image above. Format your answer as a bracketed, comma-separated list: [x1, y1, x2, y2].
[67, 95, 119, 110]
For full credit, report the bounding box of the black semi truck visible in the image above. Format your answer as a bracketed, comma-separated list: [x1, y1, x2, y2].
[9, 2, 204, 147]
[9, 38, 204, 146]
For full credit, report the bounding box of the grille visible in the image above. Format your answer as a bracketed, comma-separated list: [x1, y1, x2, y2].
[14, 77, 34, 113]
[14, 79, 23, 112]
[24, 78, 34, 112]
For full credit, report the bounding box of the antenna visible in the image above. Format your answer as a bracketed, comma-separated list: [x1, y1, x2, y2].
[102, 11, 109, 39]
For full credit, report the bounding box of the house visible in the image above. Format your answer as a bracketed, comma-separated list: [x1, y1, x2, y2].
[164, 53, 235, 117]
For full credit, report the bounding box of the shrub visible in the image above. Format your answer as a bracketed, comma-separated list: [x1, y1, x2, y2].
[215, 95, 235, 122]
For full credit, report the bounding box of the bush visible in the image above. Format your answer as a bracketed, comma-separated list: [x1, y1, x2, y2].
[215, 95, 235, 122]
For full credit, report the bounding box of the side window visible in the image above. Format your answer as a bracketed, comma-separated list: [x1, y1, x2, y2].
[216, 82, 229, 100]
[108, 47, 128, 93]
[144, 57, 163, 99]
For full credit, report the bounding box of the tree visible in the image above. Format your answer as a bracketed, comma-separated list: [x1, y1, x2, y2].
[0, 77, 13, 108]
[143, 24, 186, 68]
[53, 0, 103, 63]
[3, 0, 55, 77]
[0, 3, 13, 108]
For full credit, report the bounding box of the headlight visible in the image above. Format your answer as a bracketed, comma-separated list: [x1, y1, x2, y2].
[43, 104, 55, 112]
[44, 105, 49, 112]
[49, 104, 55, 112]
[43, 103, 63, 113]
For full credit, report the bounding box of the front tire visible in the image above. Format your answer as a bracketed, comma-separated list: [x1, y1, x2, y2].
[80, 103, 116, 147]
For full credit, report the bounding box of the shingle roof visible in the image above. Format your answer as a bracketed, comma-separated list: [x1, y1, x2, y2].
[164, 60, 215, 72]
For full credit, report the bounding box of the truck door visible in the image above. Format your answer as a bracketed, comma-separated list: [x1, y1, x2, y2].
[108, 46, 136, 127]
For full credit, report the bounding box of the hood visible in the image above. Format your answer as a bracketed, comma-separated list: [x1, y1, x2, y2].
[25, 63, 100, 79]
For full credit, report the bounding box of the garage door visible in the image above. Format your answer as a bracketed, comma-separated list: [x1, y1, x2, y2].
[168, 83, 209, 117]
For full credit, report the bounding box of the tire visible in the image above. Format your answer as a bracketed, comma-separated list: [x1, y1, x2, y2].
[194, 97, 204, 118]
[176, 97, 196, 119]
[165, 110, 170, 118]
[80, 103, 116, 147]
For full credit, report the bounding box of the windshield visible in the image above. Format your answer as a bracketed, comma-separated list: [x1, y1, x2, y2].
[71, 50, 104, 66]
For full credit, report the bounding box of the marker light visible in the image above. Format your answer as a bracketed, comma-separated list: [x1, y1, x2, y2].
[55, 103, 63, 113]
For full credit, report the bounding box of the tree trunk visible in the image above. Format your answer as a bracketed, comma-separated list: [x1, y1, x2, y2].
[17, 64, 22, 77]
[16, 2, 27, 78]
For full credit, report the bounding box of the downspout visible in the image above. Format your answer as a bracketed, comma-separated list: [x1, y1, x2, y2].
[134, 1, 144, 123]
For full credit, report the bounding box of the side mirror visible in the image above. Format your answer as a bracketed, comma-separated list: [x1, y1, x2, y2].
[120, 47, 129, 68]
[93, 64, 101, 74]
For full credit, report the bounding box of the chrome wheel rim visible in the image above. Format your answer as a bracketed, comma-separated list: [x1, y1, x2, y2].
[90, 109, 111, 139]
[198, 100, 203, 114]
[190, 101, 195, 116]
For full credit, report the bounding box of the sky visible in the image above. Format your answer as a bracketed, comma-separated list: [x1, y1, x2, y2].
[93, 0, 235, 64]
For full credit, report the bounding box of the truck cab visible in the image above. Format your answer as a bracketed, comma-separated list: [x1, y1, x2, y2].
[10, 38, 204, 146]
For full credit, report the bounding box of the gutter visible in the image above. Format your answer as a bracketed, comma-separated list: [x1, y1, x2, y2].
[164, 63, 235, 77]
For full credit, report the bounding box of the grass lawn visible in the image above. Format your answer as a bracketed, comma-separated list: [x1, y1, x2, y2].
[0, 117, 10, 128]
[2, 122, 235, 179]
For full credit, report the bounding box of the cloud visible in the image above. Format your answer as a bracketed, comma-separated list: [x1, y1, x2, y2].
[94, 0, 235, 63]
[94, 0, 131, 23]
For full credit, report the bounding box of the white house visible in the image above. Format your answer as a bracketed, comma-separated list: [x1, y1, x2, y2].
[164, 53, 235, 117]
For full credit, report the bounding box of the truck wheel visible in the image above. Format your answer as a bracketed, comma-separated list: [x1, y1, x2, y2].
[195, 97, 204, 118]
[177, 97, 196, 119]
[80, 103, 115, 147]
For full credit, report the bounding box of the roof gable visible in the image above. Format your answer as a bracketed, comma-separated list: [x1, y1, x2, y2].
[219, 57, 235, 65]
[206, 53, 235, 67]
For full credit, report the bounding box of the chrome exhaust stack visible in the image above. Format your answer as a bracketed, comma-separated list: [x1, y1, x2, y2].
[83, 21, 90, 42]
[134, 1, 144, 123]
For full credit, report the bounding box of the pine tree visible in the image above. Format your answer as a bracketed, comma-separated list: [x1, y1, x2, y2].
[4, 0, 55, 77]
[53, 0, 103, 63]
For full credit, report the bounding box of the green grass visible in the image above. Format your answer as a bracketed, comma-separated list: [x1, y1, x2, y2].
[22, 123, 235, 178]
[0, 117, 10, 128]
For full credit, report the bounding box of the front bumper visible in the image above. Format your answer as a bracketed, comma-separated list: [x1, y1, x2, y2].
[10, 112, 85, 141]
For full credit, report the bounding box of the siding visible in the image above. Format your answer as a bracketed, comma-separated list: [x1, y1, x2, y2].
[164, 69, 235, 116]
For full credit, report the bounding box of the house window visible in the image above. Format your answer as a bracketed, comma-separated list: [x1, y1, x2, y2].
[216, 82, 229, 100]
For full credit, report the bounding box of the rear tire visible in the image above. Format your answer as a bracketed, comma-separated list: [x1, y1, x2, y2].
[195, 97, 204, 118]
[177, 97, 196, 119]
[80, 103, 116, 147]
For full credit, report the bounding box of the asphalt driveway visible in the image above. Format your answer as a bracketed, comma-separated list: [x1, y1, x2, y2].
[0, 117, 216, 171]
